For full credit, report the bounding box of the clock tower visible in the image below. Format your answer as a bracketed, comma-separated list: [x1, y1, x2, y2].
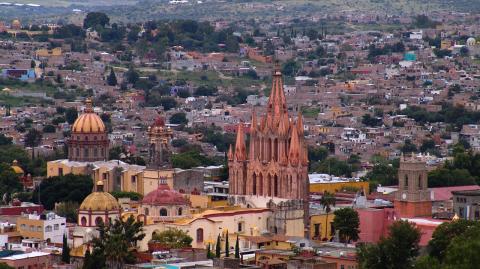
[394, 154, 432, 218]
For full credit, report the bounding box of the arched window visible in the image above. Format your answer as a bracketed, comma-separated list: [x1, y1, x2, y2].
[196, 228, 204, 242]
[144, 208, 149, 216]
[404, 175, 408, 189]
[160, 208, 168, 216]
[418, 175, 422, 189]
[178, 207, 183, 216]
[252, 173, 257, 195]
[81, 217, 87, 226]
[95, 217, 103, 226]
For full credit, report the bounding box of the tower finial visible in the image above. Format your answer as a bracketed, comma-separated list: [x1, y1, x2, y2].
[85, 97, 94, 113]
[273, 60, 281, 75]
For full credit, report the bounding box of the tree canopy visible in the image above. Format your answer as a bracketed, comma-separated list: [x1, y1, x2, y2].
[358, 220, 421, 269]
[33, 174, 94, 210]
[333, 207, 360, 243]
[151, 228, 192, 249]
[84, 12, 110, 29]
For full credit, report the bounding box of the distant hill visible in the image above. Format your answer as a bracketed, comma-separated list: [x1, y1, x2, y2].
[2, 0, 480, 24]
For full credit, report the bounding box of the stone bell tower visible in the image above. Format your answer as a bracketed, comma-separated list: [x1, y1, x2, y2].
[394, 154, 432, 218]
[147, 117, 173, 168]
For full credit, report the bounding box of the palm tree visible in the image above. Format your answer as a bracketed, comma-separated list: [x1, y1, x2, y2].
[320, 191, 336, 241]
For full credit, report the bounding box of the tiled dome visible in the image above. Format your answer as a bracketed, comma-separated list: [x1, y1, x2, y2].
[142, 185, 189, 206]
[71, 98, 106, 133]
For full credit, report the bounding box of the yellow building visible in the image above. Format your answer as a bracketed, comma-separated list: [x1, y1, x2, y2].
[441, 40, 452, 50]
[310, 180, 369, 195]
[35, 47, 62, 58]
[136, 208, 272, 251]
[310, 213, 334, 241]
[17, 213, 67, 244]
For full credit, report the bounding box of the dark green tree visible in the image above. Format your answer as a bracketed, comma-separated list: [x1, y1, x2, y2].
[32, 174, 93, 209]
[107, 67, 117, 86]
[0, 134, 12, 146]
[225, 231, 229, 257]
[442, 223, 480, 269]
[207, 243, 214, 259]
[170, 112, 188, 125]
[125, 66, 140, 85]
[62, 234, 70, 264]
[151, 228, 192, 248]
[83, 12, 110, 29]
[358, 220, 421, 269]
[65, 107, 78, 125]
[235, 235, 240, 258]
[0, 163, 23, 203]
[24, 129, 43, 159]
[401, 139, 418, 153]
[332, 208, 360, 243]
[215, 234, 221, 258]
[428, 219, 477, 262]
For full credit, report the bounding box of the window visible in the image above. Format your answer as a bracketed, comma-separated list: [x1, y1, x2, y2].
[459, 207, 465, 218]
[45, 225, 52, 232]
[196, 228, 204, 242]
[20, 224, 26, 230]
[81, 217, 87, 226]
[144, 208, 149, 216]
[131, 176, 137, 184]
[76, 148, 79, 157]
[37, 226, 42, 232]
[84, 148, 89, 157]
[238, 222, 243, 232]
[314, 223, 321, 238]
[160, 208, 168, 216]
[94, 148, 98, 157]
[95, 217, 103, 226]
[58, 168, 63, 176]
[178, 207, 182, 216]
[54, 224, 59, 230]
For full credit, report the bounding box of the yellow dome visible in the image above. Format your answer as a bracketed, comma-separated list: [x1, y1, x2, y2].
[11, 160, 24, 174]
[80, 192, 119, 211]
[71, 99, 106, 133]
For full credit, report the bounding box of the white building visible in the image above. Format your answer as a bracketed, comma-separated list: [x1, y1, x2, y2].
[17, 212, 67, 244]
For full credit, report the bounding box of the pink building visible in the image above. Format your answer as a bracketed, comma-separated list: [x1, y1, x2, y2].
[357, 207, 446, 246]
[0, 252, 51, 269]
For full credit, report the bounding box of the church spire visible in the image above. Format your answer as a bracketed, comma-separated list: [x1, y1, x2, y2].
[234, 122, 246, 161]
[250, 108, 257, 134]
[297, 112, 304, 136]
[288, 121, 300, 166]
[266, 64, 288, 128]
[227, 144, 233, 161]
